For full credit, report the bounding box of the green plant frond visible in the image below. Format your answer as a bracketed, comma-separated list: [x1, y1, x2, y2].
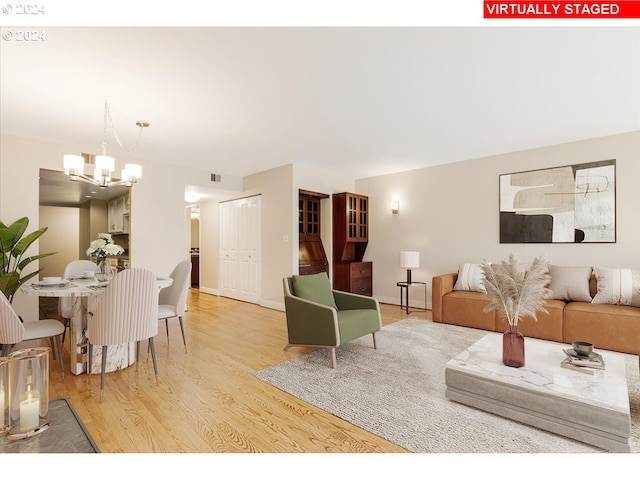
[0, 217, 28, 251]
[17, 251, 56, 271]
[12, 227, 48, 257]
[0, 272, 21, 300]
[0, 217, 55, 302]
[17, 269, 41, 287]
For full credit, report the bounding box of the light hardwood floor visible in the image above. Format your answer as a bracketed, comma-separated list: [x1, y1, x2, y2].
[44, 289, 431, 453]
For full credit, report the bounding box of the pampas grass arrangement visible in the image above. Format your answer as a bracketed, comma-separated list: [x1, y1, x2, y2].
[481, 253, 552, 328]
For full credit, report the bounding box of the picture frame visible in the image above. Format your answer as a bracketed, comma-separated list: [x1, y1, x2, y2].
[499, 159, 616, 243]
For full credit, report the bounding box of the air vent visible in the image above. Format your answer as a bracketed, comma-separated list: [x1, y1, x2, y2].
[82, 153, 96, 165]
[211, 173, 222, 182]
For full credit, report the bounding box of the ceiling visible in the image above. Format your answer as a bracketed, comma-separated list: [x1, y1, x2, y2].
[2, 27, 639, 186]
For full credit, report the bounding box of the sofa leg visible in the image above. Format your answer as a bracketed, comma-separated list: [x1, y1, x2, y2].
[372, 331, 378, 349]
[283, 343, 292, 351]
[330, 348, 337, 369]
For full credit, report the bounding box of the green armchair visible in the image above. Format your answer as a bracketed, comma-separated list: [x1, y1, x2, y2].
[283, 273, 382, 368]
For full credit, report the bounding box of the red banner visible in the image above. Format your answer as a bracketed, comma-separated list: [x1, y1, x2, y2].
[484, 1, 640, 18]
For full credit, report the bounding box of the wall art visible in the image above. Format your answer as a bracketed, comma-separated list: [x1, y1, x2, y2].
[499, 159, 616, 243]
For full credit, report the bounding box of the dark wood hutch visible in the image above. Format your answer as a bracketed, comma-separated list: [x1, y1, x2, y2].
[332, 192, 372, 296]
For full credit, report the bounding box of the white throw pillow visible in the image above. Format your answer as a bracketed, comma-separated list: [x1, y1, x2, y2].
[592, 267, 640, 307]
[548, 265, 592, 302]
[453, 263, 486, 293]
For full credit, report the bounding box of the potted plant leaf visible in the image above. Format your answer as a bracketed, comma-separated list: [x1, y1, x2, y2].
[481, 253, 552, 367]
[0, 217, 56, 302]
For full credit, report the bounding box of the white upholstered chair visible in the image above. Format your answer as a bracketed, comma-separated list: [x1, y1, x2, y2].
[60, 260, 99, 343]
[157, 260, 191, 351]
[86, 268, 159, 392]
[0, 291, 65, 373]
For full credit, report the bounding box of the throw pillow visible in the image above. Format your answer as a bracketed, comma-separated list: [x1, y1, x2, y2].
[291, 273, 338, 310]
[592, 267, 640, 307]
[453, 263, 486, 293]
[548, 265, 593, 302]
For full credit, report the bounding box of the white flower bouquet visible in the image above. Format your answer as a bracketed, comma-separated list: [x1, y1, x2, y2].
[86, 233, 124, 259]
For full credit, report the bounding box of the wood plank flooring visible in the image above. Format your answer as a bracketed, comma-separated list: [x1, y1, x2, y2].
[42, 289, 430, 453]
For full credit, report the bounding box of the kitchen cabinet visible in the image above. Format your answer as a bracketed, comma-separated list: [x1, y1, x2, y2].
[108, 194, 130, 234]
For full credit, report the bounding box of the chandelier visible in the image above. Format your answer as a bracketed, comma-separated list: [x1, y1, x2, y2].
[63, 100, 149, 188]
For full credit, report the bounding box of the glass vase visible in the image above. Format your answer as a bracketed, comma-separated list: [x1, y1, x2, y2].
[503, 325, 525, 368]
[7, 347, 50, 439]
[95, 257, 114, 282]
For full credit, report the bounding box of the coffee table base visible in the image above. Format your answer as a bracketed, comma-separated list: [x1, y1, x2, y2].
[445, 333, 632, 453]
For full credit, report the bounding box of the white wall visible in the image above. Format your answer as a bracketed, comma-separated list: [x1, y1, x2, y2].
[38, 206, 80, 280]
[357, 131, 640, 309]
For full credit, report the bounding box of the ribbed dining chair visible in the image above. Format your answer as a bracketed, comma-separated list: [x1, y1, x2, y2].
[60, 260, 99, 343]
[86, 268, 159, 392]
[157, 260, 191, 351]
[0, 291, 65, 373]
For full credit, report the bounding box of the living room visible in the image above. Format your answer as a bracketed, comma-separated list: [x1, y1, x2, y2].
[1, 2, 639, 474]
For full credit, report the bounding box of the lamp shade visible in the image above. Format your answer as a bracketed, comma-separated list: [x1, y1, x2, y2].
[400, 251, 420, 269]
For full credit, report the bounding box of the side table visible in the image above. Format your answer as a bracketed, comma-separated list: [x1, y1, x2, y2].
[396, 281, 427, 314]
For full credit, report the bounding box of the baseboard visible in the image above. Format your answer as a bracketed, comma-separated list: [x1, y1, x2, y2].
[261, 299, 285, 311]
[197, 286, 218, 296]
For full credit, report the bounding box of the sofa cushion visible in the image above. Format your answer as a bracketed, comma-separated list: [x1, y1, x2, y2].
[564, 301, 640, 355]
[548, 265, 592, 302]
[291, 273, 337, 310]
[495, 299, 566, 343]
[453, 263, 486, 293]
[442, 291, 495, 330]
[591, 267, 640, 307]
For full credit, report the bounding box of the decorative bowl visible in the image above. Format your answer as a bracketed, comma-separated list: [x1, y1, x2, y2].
[572, 341, 593, 356]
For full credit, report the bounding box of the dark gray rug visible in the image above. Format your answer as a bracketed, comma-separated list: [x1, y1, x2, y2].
[254, 318, 640, 453]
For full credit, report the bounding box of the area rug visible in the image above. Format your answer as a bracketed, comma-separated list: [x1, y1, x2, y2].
[254, 318, 640, 453]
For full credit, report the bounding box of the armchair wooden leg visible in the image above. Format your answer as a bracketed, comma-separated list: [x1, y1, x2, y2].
[372, 331, 378, 349]
[330, 347, 337, 369]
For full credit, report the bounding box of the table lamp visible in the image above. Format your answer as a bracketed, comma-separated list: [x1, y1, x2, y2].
[400, 251, 420, 284]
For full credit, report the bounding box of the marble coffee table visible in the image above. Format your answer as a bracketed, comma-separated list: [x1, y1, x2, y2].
[445, 332, 631, 452]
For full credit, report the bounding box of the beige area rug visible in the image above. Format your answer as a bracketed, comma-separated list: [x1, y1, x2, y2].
[254, 318, 640, 453]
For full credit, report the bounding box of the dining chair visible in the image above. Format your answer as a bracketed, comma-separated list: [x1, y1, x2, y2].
[60, 260, 100, 344]
[85, 268, 159, 392]
[157, 260, 191, 351]
[0, 291, 65, 373]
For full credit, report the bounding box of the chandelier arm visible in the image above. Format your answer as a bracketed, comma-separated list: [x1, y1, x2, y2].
[105, 101, 146, 153]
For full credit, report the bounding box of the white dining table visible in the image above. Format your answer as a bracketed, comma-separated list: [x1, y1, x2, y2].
[21, 276, 173, 375]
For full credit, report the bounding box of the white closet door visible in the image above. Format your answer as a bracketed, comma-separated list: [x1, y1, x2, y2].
[219, 195, 261, 303]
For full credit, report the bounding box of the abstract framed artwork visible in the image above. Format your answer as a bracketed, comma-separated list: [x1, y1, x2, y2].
[499, 160, 616, 243]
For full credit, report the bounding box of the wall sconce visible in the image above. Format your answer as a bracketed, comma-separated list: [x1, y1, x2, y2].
[400, 251, 420, 284]
[6, 347, 50, 440]
[391, 200, 400, 214]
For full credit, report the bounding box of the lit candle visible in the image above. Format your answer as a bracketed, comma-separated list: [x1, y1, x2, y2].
[19, 386, 39, 433]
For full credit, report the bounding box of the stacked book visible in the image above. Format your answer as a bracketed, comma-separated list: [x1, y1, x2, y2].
[561, 348, 605, 375]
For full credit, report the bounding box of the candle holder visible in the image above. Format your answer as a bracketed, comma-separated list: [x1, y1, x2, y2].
[0, 357, 8, 433]
[6, 347, 51, 440]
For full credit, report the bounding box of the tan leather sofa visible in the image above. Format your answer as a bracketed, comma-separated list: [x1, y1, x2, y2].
[432, 272, 640, 356]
